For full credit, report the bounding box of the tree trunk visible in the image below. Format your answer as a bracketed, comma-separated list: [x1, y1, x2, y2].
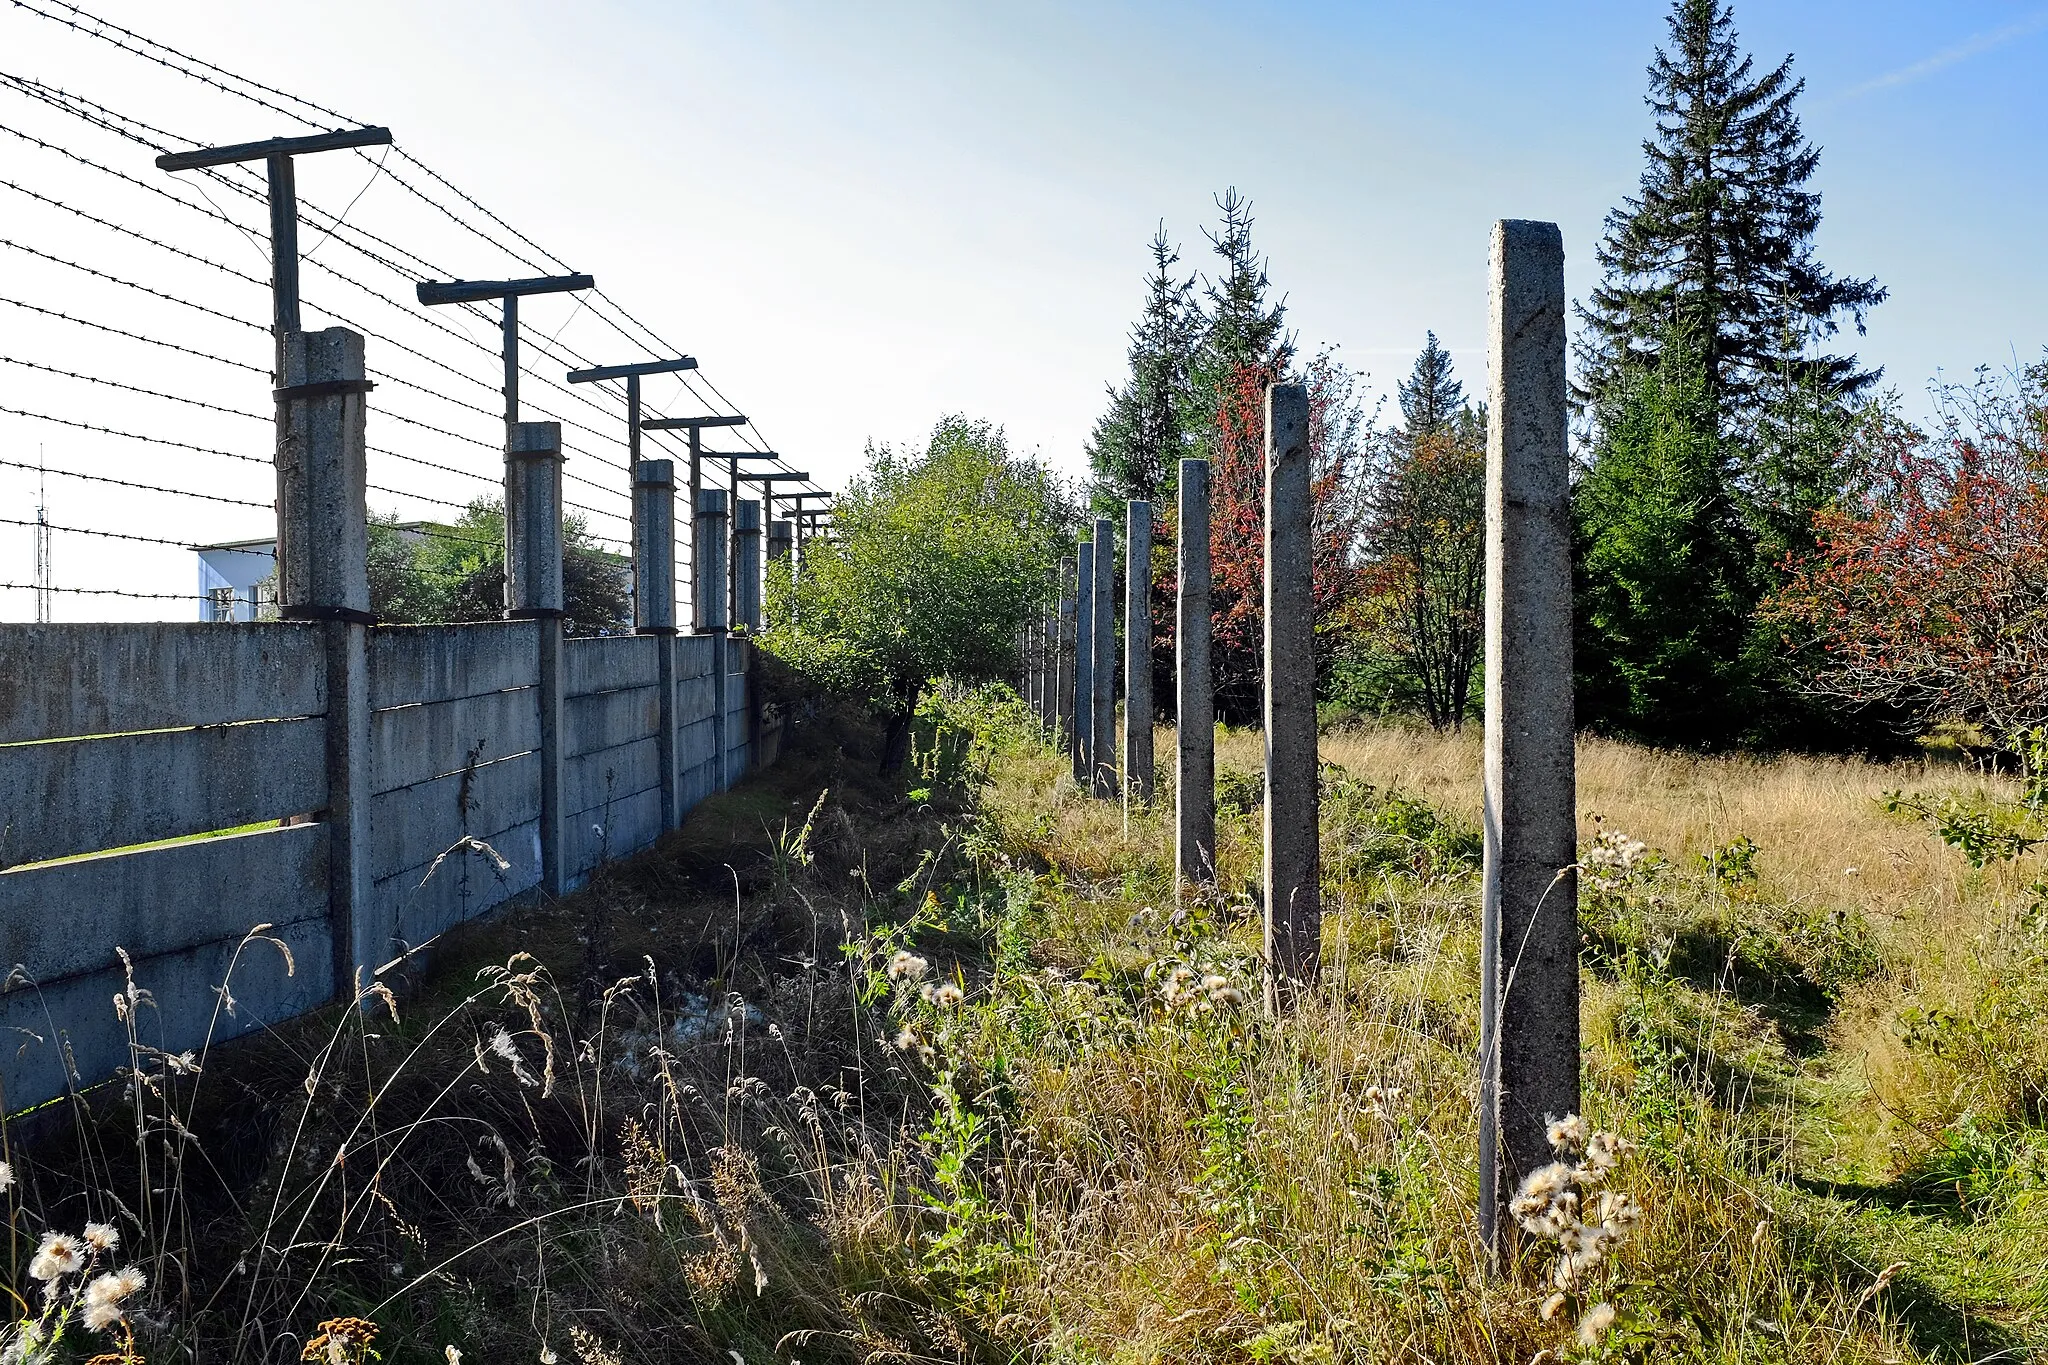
[879, 677, 922, 776]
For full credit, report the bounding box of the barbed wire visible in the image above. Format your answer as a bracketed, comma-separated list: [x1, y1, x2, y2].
[0, 403, 265, 461]
[0, 235, 265, 331]
[0, 172, 268, 287]
[5, 8, 789, 476]
[2, 0, 820, 590]
[0, 581, 209, 602]
[0, 87, 654, 471]
[0, 295, 266, 371]
[0, 354, 267, 420]
[0, 515, 270, 553]
[0, 456, 269, 507]
[0, 75, 725, 486]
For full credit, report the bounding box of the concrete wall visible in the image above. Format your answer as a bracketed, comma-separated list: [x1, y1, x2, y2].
[0, 619, 764, 1112]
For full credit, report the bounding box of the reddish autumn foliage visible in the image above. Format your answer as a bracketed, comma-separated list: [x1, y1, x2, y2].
[1193, 352, 1369, 721]
[1768, 365, 2048, 741]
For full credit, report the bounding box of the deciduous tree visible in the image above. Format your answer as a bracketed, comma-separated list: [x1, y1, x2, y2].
[1768, 363, 2048, 746]
[1352, 338, 1486, 730]
[1204, 350, 1368, 721]
[762, 417, 1074, 772]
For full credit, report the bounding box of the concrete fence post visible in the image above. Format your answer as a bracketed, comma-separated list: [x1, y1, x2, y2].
[735, 498, 763, 634]
[1176, 458, 1216, 892]
[1264, 383, 1319, 1013]
[1072, 538, 1094, 787]
[633, 459, 681, 830]
[508, 421, 567, 898]
[1040, 601, 1058, 731]
[1055, 557, 1077, 750]
[694, 488, 731, 793]
[1024, 622, 1040, 720]
[1090, 517, 1117, 799]
[1124, 500, 1155, 813]
[276, 326, 374, 997]
[1479, 219, 1578, 1255]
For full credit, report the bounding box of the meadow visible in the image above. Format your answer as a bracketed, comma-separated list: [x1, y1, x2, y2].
[5, 693, 2045, 1363]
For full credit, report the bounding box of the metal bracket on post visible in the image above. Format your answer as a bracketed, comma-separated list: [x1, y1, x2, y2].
[415, 274, 595, 433]
[566, 356, 698, 616]
[507, 422, 567, 897]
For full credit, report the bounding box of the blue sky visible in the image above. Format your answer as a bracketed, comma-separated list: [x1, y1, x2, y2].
[313, 0, 2048, 464]
[2, 1, 2044, 617]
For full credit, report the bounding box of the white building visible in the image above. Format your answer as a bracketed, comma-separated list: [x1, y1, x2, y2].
[193, 537, 276, 622]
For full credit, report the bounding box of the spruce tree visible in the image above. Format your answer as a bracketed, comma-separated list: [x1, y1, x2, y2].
[1086, 226, 1198, 502]
[1198, 188, 1290, 377]
[1575, 326, 1759, 747]
[1575, 0, 1884, 423]
[1396, 331, 1465, 442]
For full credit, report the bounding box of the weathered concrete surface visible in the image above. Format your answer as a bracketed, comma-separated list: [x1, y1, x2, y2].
[734, 498, 763, 634]
[1073, 539, 1094, 787]
[631, 459, 679, 832]
[1479, 218, 1579, 1253]
[1124, 499, 1154, 811]
[633, 460, 678, 633]
[566, 634, 662, 695]
[283, 327, 376, 998]
[510, 422, 567, 900]
[1091, 517, 1117, 799]
[1263, 383, 1320, 1013]
[1055, 555, 1077, 753]
[0, 623, 324, 742]
[1176, 459, 1216, 892]
[370, 622, 540, 709]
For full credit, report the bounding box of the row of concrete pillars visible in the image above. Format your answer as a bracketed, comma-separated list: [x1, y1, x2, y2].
[1015, 221, 1579, 1256]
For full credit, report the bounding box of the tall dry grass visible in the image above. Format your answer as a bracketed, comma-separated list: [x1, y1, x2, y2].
[3, 696, 2043, 1362]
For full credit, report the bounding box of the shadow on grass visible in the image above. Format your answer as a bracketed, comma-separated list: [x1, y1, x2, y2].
[1779, 1192, 2037, 1362]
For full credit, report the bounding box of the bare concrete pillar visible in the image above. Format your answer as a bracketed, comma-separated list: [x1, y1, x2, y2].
[1041, 602, 1059, 730]
[1176, 459, 1215, 892]
[633, 460, 678, 633]
[1022, 621, 1038, 715]
[735, 498, 763, 633]
[277, 326, 373, 997]
[1124, 500, 1155, 812]
[767, 519, 794, 562]
[1479, 220, 1578, 1254]
[1090, 518, 1117, 798]
[508, 420, 566, 898]
[694, 489, 730, 795]
[1264, 383, 1318, 1013]
[1072, 538, 1094, 787]
[1055, 556, 1077, 753]
[633, 459, 682, 830]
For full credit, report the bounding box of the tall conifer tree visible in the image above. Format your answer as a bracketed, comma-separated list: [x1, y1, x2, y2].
[1087, 226, 1198, 502]
[1575, 0, 1884, 424]
[1397, 331, 1466, 442]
